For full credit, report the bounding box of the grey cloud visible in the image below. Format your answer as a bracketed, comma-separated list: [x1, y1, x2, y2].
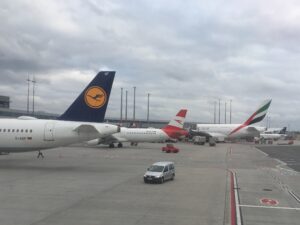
[1, 0, 300, 129]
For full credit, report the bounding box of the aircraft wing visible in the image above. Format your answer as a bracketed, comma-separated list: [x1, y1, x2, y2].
[97, 133, 127, 145]
[73, 124, 119, 138]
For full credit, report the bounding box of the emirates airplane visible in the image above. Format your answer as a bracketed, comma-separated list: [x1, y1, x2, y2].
[193, 99, 272, 141]
[87, 109, 188, 148]
[0, 71, 119, 157]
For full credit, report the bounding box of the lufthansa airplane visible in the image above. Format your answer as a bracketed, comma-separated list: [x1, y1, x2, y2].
[0, 71, 119, 157]
[87, 109, 188, 148]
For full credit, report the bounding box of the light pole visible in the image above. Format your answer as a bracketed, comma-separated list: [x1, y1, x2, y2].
[147, 93, 150, 125]
[133, 86, 136, 122]
[125, 90, 128, 122]
[120, 87, 123, 123]
[32, 76, 36, 115]
[218, 98, 221, 124]
[214, 101, 216, 124]
[26, 75, 31, 114]
[225, 101, 227, 124]
[230, 99, 232, 124]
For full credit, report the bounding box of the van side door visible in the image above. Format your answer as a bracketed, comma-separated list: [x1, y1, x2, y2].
[164, 165, 172, 180]
[169, 164, 175, 176]
[163, 165, 170, 180]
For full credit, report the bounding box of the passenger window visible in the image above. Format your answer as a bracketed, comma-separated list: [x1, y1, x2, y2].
[8, 129, 10, 132]
[3, 129, 6, 132]
[25, 129, 28, 133]
[12, 129, 15, 132]
[16, 129, 19, 132]
[164, 167, 169, 172]
[0, 129, 1, 132]
[21, 129, 23, 133]
[30, 129, 32, 133]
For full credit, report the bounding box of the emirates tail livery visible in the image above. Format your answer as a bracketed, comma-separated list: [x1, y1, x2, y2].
[87, 109, 188, 148]
[0, 71, 119, 156]
[194, 99, 272, 141]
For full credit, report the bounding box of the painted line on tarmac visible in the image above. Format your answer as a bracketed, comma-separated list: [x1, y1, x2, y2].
[229, 170, 243, 225]
[239, 204, 300, 211]
[256, 149, 269, 157]
[276, 163, 299, 175]
[288, 190, 300, 203]
[255, 148, 299, 174]
[274, 158, 287, 166]
[233, 171, 243, 225]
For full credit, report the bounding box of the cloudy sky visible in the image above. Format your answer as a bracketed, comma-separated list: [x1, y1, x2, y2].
[1, 0, 300, 129]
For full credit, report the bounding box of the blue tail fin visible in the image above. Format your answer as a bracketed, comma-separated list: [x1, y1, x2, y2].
[58, 71, 115, 123]
[279, 127, 287, 134]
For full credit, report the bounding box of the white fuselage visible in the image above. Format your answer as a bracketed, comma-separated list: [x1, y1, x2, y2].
[0, 118, 118, 152]
[112, 127, 169, 143]
[196, 124, 259, 138]
[260, 133, 285, 140]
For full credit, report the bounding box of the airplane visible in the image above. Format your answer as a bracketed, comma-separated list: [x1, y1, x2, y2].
[87, 109, 188, 148]
[0, 71, 120, 157]
[260, 127, 287, 140]
[192, 99, 272, 142]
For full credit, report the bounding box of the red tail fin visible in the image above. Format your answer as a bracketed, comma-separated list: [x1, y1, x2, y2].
[162, 109, 188, 139]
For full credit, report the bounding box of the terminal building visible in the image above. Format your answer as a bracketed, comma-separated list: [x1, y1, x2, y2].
[0, 96, 10, 108]
[0, 104, 195, 129]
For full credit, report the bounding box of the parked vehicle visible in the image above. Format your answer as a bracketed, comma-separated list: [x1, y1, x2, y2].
[143, 162, 175, 184]
[162, 144, 179, 153]
[192, 136, 206, 145]
[209, 137, 216, 146]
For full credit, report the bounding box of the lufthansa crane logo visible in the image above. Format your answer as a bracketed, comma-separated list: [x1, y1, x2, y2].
[84, 86, 107, 108]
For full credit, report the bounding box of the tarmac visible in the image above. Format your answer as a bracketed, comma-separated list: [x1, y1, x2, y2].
[0, 141, 299, 225]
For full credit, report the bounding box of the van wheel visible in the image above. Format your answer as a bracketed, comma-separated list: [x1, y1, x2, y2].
[159, 177, 164, 184]
[171, 174, 175, 180]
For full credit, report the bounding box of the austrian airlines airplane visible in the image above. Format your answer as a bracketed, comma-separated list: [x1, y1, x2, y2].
[87, 109, 188, 148]
[0, 71, 119, 156]
[193, 99, 272, 141]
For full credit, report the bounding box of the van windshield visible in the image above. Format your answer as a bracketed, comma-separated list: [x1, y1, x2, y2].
[148, 165, 164, 172]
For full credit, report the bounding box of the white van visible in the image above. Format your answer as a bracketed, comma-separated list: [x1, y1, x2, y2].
[143, 161, 175, 184]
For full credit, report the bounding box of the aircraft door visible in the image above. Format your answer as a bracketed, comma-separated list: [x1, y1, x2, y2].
[44, 122, 55, 141]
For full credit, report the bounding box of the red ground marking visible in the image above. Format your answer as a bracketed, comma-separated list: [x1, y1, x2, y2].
[260, 198, 279, 206]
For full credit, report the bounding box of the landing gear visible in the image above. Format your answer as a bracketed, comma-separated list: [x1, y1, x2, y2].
[130, 142, 138, 146]
[37, 151, 44, 158]
[117, 143, 123, 148]
[109, 143, 115, 148]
